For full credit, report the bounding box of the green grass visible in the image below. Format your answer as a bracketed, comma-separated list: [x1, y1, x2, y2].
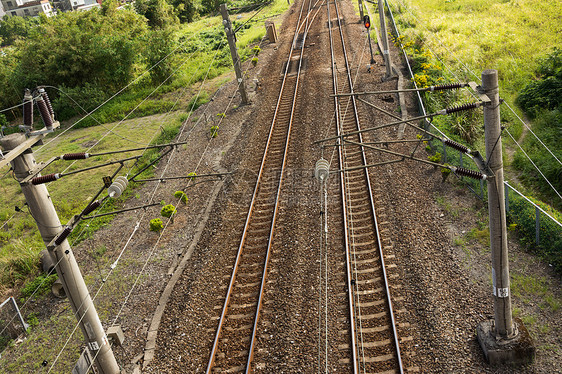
[393, 0, 561, 94]
[510, 272, 561, 313]
[0, 112, 183, 288]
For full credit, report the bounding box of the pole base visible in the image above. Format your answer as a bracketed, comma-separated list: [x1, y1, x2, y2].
[477, 317, 535, 366]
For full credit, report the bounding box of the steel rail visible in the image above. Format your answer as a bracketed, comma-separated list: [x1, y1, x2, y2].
[327, 0, 359, 372]
[332, 0, 404, 371]
[245, 0, 314, 369]
[205, 0, 312, 371]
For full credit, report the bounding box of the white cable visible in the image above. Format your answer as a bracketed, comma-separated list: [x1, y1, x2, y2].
[45, 40, 227, 374]
[503, 101, 562, 166]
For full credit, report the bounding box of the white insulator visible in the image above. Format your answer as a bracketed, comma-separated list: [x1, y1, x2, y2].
[108, 176, 128, 198]
[314, 158, 330, 182]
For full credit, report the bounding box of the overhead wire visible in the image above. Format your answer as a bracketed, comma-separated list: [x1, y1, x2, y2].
[504, 129, 562, 201]
[87, 37, 254, 372]
[87, 18, 279, 371]
[41, 86, 150, 147]
[43, 41, 210, 193]
[233, 1, 272, 34]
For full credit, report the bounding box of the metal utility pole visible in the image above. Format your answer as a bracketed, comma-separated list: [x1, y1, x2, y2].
[220, 4, 249, 105]
[378, 0, 395, 80]
[482, 69, 514, 337]
[0, 133, 119, 374]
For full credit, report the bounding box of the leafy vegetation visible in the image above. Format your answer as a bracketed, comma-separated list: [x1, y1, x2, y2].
[513, 49, 562, 209]
[174, 190, 188, 204]
[210, 125, 219, 137]
[149, 218, 164, 232]
[20, 273, 58, 302]
[507, 194, 562, 273]
[391, 0, 562, 272]
[160, 204, 177, 219]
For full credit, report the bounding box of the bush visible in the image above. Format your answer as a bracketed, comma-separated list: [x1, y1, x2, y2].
[428, 152, 442, 164]
[160, 204, 176, 219]
[149, 218, 163, 232]
[517, 48, 562, 118]
[251, 57, 258, 67]
[174, 190, 188, 204]
[210, 125, 219, 138]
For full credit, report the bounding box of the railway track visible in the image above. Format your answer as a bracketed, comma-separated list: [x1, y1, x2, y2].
[205, 0, 314, 371]
[326, 0, 404, 372]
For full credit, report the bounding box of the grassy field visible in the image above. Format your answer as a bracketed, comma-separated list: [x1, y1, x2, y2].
[389, 0, 562, 101]
[388, 0, 562, 206]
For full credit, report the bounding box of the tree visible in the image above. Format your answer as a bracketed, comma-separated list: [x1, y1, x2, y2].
[144, 28, 177, 84]
[15, 9, 148, 92]
[172, 0, 201, 23]
[200, 0, 221, 15]
[135, 0, 179, 29]
[0, 16, 39, 46]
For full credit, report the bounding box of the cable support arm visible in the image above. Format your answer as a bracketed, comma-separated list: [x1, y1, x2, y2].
[86, 140, 188, 158]
[355, 96, 443, 143]
[28, 155, 141, 185]
[353, 95, 488, 174]
[80, 202, 162, 220]
[47, 201, 161, 250]
[341, 138, 487, 180]
[332, 82, 470, 97]
[127, 147, 174, 182]
[78, 164, 125, 219]
[316, 102, 483, 145]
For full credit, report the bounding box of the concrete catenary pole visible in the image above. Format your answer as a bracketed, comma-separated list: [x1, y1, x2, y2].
[378, 0, 394, 80]
[220, 4, 249, 105]
[358, 0, 364, 21]
[482, 69, 514, 338]
[0, 134, 120, 374]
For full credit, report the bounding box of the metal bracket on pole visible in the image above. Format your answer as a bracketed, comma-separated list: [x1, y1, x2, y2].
[468, 81, 491, 105]
[0, 121, 60, 170]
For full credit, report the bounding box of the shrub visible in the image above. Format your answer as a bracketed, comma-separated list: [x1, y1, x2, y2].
[428, 152, 442, 163]
[210, 125, 219, 138]
[174, 191, 188, 204]
[251, 57, 258, 67]
[149, 218, 163, 232]
[187, 171, 197, 181]
[160, 204, 176, 219]
[517, 48, 562, 118]
[252, 45, 261, 55]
